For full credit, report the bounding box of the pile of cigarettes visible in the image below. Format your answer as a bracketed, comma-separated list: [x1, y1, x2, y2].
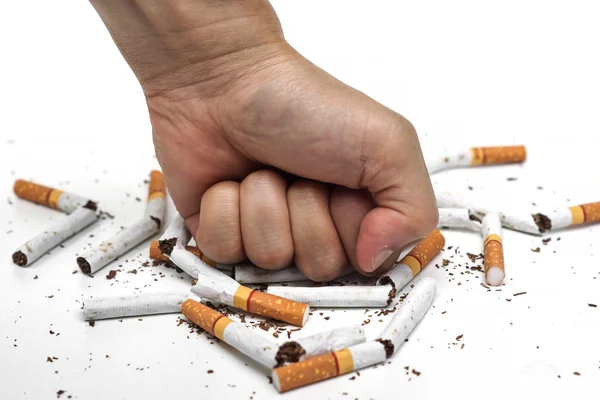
[10, 145, 600, 393]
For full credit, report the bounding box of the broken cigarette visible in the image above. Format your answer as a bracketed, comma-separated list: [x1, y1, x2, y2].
[83, 291, 191, 320]
[77, 170, 166, 275]
[12, 202, 99, 267]
[437, 208, 482, 232]
[265, 285, 394, 308]
[272, 278, 436, 392]
[150, 240, 201, 261]
[481, 213, 505, 286]
[13, 179, 93, 214]
[181, 299, 364, 369]
[376, 229, 445, 291]
[427, 145, 526, 174]
[234, 265, 309, 284]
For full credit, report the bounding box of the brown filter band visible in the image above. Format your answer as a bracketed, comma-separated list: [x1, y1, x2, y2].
[149, 240, 202, 261]
[273, 348, 354, 393]
[13, 180, 63, 210]
[470, 146, 526, 166]
[399, 229, 445, 276]
[180, 299, 232, 340]
[569, 202, 600, 225]
[233, 286, 309, 327]
[148, 170, 166, 201]
[483, 236, 504, 274]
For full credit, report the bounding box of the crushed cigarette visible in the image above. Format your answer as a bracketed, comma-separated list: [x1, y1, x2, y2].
[265, 285, 394, 308]
[377, 229, 445, 291]
[272, 278, 436, 392]
[427, 145, 526, 174]
[481, 213, 505, 286]
[12, 202, 99, 266]
[76, 170, 166, 275]
[13, 179, 93, 214]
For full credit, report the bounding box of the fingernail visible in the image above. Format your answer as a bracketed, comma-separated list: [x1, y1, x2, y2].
[370, 248, 402, 273]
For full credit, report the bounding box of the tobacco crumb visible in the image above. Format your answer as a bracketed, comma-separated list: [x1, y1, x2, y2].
[88, 320, 96, 327]
[531, 247, 541, 253]
[106, 270, 117, 280]
[12, 251, 27, 266]
[57, 390, 65, 398]
[83, 200, 98, 211]
[33, 275, 38, 280]
[47, 357, 54, 363]
[442, 259, 450, 266]
[158, 238, 177, 256]
[513, 292, 527, 297]
[376, 339, 394, 358]
[275, 342, 306, 367]
[506, 177, 518, 181]
[72, 270, 78, 274]
[349, 376, 356, 380]
[467, 186, 473, 191]
[127, 269, 137, 274]
[456, 334, 463, 341]
[589, 303, 597, 308]
[542, 238, 551, 245]
[77, 257, 92, 275]
[574, 371, 581, 376]
[207, 370, 214, 374]
[532, 213, 552, 233]
[411, 369, 421, 376]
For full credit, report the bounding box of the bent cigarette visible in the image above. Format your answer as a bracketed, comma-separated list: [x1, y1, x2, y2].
[13, 179, 94, 214]
[181, 299, 362, 369]
[265, 285, 395, 308]
[272, 278, 436, 393]
[376, 277, 437, 356]
[12, 203, 99, 267]
[234, 265, 309, 284]
[77, 171, 166, 275]
[437, 208, 482, 232]
[83, 291, 190, 320]
[481, 213, 505, 286]
[376, 229, 445, 291]
[427, 145, 526, 174]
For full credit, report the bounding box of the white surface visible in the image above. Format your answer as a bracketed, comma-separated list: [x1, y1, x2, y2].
[1, 1, 600, 399]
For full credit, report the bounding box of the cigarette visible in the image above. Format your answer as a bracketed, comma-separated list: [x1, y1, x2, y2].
[265, 285, 394, 308]
[83, 291, 191, 320]
[376, 277, 437, 356]
[272, 278, 436, 392]
[376, 229, 445, 291]
[157, 214, 192, 256]
[150, 240, 202, 261]
[427, 145, 526, 174]
[234, 265, 309, 284]
[437, 208, 482, 232]
[77, 171, 166, 275]
[181, 299, 363, 369]
[13, 179, 93, 214]
[481, 213, 505, 286]
[12, 203, 99, 267]
[191, 278, 310, 327]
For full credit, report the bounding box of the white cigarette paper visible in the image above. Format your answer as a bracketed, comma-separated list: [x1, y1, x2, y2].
[290, 325, 366, 363]
[437, 208, 482, 232]
[55, 191, 91, 214]
[426, 149, 472, 174]
[234, 265, 309, 284]
[159, 214, 191, 246]
[83, 291, 191, 320]
[12, 206, 99, 267]
[377, 277, 437, 355]
[265, 285, 394, 307]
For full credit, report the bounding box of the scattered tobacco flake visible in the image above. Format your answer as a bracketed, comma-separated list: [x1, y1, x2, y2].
[537, 186, 543, 190]
[507, 177, 518, 181]
[57, 390, 65, 398]
[72, 270, 78, 274]
[589, 304, 597, 308]
[442, 259, 450, 266]
[513, 292, 527, 297]
[467, 186, 473, 191]
[574, 372, 581, 376]
[411, 369, 421, 376]
[106, 270, 117, 280]
[207, 370, 214, 374]
[47, 295, 54, 299]
[531, 247, 541, 253]
[88, 320, 96, 327]
[33, 275, 38, 280]
[349, 376, 356, 380]
[47, 357, 54, 363]
[542, 238, 551, 245]
[127, 269, 138, 274]
[456, 334, 463, 341]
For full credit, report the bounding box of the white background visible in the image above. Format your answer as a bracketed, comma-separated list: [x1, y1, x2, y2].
[1, 1, 600, 399]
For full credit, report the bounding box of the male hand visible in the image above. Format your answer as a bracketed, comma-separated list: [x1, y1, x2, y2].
[91, 0, 438, 281]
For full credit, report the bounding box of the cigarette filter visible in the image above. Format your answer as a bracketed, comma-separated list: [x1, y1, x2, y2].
[234, 265, 309, 284]
[377, 229, 445, 290]
[437, 208, 482, 232]
[13, 179, 92, 214]
[427, 145, 526, 174]
[481, 213, 505, 286]
[12, 204, 99, 267]
[272, 278, 437, 392]
[83, 291, 190, 320]
[265, 285, 394, 307]
[77, 171, 166, 275]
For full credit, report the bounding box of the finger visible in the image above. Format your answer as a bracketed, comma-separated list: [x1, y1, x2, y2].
[221, 58, 438, 273]
[240, 170, 293, 269]
[195, 181, 245, 264]
[287, 180, 348, 282]
[331, 187, 391, 277]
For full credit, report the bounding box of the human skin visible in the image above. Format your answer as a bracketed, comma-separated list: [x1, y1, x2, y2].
[90, 0, 438, 281]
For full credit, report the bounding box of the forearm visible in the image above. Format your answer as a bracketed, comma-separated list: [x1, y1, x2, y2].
[89, 0, 286, 95]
